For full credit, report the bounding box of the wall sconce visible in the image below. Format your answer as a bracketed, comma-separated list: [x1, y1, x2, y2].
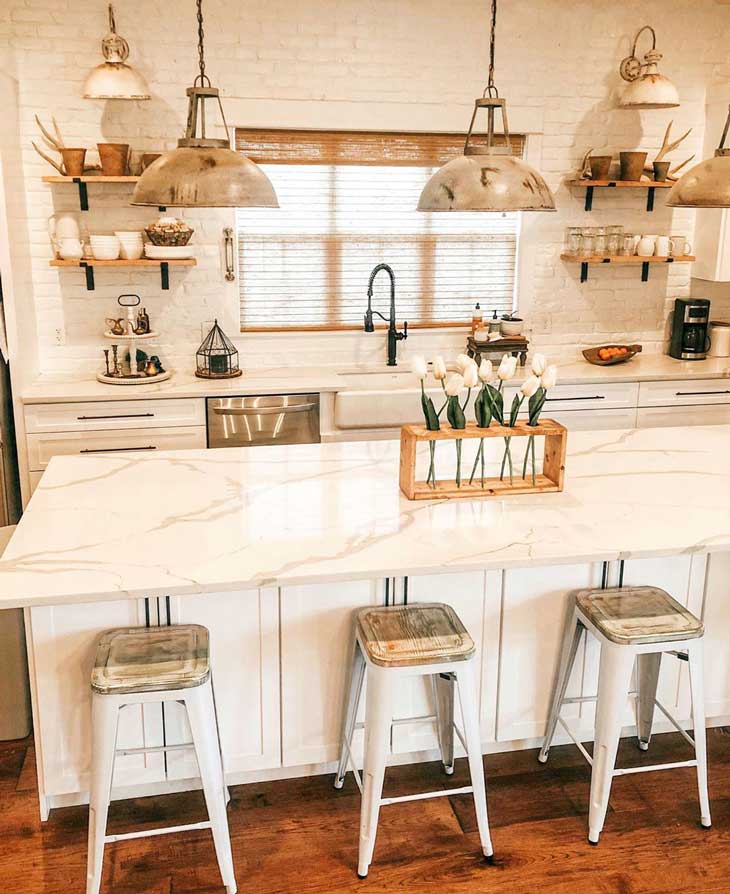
[618, 25, 679, 110]
[83, 4, 150, 100]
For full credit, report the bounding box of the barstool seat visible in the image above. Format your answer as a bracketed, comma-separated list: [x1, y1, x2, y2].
[576, 586, 704, 645]
[356, 603, 475, 667]
[92, 625, 211, 694]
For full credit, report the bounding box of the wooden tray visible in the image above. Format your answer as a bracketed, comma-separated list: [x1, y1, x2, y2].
[399, 420, 567, 501]
[582, 344, 642, 366]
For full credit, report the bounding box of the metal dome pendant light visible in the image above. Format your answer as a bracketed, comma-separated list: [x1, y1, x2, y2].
[131, 0, 278, 208]
[667, 105, 730, 208]
[417, 0, 555, 213]
[83, 4, 150, 100]
[618, 26, 679, 110]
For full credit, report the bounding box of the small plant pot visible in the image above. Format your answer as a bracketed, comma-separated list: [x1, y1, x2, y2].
[619, 151, 648, 182]
[97, 143, 130, 176]
[589, 155, 612, 180]
[61, 148, 86, 177]
[653, 161, 671, 181]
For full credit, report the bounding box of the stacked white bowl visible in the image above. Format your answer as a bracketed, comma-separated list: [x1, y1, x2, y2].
[114, 230, 144, 260]
[89, 235, 121, 260]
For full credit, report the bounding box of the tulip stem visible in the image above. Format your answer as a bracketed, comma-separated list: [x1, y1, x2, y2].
[531, 435, 536, 486]
[468, 439, 484, 485]
[521, 435, 533, 480]
[427, 441, 436, 488]
[455, 440, 462, 488]
[499, 436, 513, 484]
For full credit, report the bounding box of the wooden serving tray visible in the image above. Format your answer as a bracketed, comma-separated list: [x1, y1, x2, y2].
[582, 344, 642, 366]
[399, 420, 567, 501]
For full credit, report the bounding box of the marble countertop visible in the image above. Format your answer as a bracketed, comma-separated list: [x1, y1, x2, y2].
[2, 424, 730, 609]
[21, 355, 730, 404]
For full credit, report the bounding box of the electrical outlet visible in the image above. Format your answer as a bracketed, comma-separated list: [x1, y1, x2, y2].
[54, 327, 65, 346]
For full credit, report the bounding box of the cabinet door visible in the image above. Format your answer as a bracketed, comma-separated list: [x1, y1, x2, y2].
[691, 552, 730, 721]
[637, 406, 730, 429]
[28, 599, 164, 800]
[280, 580, 379, 767]
[163, 588, 280, 778]
[545, 408, 637, 431]
[497, 562, 602, 742]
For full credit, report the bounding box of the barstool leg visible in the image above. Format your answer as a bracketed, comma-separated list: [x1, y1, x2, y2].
[185, 682, 237, 894]
[539, 613, 583, 763]
[358, 667, 393, 878]
[86, 694, 119, 894]
[635, 653, 661, 751]
[455, 662, 494, 860]
[433, 673, 455, 775]
[335, 639, 366, 789]
[687, 640, 711, 828]
[588, 643, 635, 844]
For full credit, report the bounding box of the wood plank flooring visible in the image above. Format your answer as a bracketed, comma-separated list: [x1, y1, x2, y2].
[2, 729, 730, 893]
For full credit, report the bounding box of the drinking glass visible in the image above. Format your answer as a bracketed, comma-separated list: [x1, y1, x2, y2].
[594, 227, 607, 255]
[564, 227, 583, 257]
[606, 233, 621, 255]
[580, 233, 596, 257]
[620, 234, 636, 256]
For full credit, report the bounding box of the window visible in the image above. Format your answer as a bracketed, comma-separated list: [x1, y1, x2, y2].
[235, 129, 525, 331]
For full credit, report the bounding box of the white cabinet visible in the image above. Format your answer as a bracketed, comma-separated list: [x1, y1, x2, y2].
[637, 405, 730, 428]
[546, 408, 637, 431]
[163, 589, 281, 778]
[697, 552, 730, 719]
[693, 95, 730, 282]
[280, 579, 379, 767]
[543, 381, 639, 412]
[27, 599, 165, 806]
[24, 398, 204, 433]
[638, 378, 730, 407]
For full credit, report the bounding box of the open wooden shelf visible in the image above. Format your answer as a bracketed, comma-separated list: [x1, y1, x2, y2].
[568, 179, 673, 211]
[50, 258, 196, 291]
[41, 174, 168, 211]
[560, 253, 695, 283]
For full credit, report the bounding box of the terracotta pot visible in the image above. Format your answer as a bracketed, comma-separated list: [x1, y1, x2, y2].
[589, 155, 612, 180]
[61, 148, 86, 177]
[141, 153, 162, 171]
[619, 151, 648, 182]
[653, 161, 671, 181]
[97, 143, 130, 176]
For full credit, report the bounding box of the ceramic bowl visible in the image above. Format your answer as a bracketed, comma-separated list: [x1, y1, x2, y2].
[500, 319, 523, 337]
[144, 244, 194, 260]
[90, 235, 120, 260]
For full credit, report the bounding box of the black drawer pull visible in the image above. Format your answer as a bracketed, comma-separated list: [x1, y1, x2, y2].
[77, 413, 155, 420]
[545, 395, 606, 402]
[80, 445, 158, 454]
[675, 390, 730, 397]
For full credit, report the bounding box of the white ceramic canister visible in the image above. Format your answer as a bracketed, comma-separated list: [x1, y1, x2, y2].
[637, 235, 657, 257]
[709, 321, 730, 358]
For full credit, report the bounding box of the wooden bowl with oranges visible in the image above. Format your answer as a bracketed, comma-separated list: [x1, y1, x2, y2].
[582, 344, 642, 366]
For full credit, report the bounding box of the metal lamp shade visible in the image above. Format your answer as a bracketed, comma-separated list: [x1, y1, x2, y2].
[667, 154, 730, 208]
[619, 72, 679, 110]
[83, 61, 150, 100]
[131, 147, 279, 208]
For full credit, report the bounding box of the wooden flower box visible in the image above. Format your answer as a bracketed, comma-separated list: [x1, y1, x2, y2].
[399, 419, 567, 501]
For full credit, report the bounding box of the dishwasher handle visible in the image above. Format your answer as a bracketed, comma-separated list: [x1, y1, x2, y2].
[212, 402, 317, 416]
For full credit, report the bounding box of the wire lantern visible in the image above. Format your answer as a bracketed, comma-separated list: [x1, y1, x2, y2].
[195, 319, 242, 378]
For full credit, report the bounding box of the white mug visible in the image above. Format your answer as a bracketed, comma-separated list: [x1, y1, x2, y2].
[637, 235, 657, 257]
[670, 236, 692, 257]
[654, 236, 670, 257]
[58, 237, 84, 259]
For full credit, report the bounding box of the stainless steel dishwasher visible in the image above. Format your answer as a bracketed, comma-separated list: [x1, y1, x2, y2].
[207, 394, 321, 448]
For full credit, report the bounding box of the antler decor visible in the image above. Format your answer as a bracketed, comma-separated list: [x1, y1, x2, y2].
[31, 115, 66, 174]
[643, 121, 695, 181]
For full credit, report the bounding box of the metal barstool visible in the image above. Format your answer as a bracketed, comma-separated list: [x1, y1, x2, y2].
[334, 602, 493, 877]
[539, 586, 710, 844]
[86, 624, 236, 894]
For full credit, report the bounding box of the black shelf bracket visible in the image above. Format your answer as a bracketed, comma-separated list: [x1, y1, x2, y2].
[580, 261, 588, 282]
[641, 261, 650, 282]
[73, 178, 89, 212]
[80, 261, 95, 291]
[584, 186, 594, 212]
[646, 187, 656, 212]
[160, 262, 170, 290]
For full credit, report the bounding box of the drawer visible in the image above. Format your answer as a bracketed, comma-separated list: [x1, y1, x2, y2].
[637, 405, 730, 428]
[27, 426, 206, 471]
[546, 408, 638, 431]
[638, 379, 730, 407]
[541, 381, 639, 412]
[24, 398, 205, 433]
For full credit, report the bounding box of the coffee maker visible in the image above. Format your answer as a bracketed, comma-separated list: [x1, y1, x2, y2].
[669, 298, 711, 360]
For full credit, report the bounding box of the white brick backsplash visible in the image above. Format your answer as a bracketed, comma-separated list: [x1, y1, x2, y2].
[2, 0, 730, 376]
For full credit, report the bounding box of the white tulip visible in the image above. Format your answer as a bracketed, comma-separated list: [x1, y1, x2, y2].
[463, 363, 479, 389]
[432, 356, 447, 381]
[497, 354, 518, 380]
[531, 353, 547, 376]
[478, 359, 493, 383]
[520, 375, 541, 398]
[444, 372, 464, 397]
[411, 354, 427, 380]
[541, 365, 558, 390]
[455, 353, 473, 374]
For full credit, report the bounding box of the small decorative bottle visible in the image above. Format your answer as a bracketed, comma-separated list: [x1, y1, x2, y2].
[471, 302, 483, 336]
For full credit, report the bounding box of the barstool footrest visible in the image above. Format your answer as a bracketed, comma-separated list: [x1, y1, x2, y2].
[105, 820, 212, 843]
[116, 742, 195, 757]
[380, 785, 473, 807]
[652, 698, 696, 748]
[557, 717, 593, 766]
[613, 759, 697, 778]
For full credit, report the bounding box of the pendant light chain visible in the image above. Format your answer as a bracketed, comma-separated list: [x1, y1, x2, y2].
[196, 0, 210, 87]
[485, 0, 498, 98]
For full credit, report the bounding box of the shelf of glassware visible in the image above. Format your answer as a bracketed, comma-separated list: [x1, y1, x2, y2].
[50, 258, 196, 291]
[560, 253, 695, 283]
[568, 179, 674, 212]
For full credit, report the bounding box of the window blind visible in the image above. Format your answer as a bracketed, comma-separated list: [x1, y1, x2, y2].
[235, 129, 524, 331]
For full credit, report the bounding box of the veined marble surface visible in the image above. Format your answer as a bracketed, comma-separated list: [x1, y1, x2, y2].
[1, 424, 730, 609]
[22, 354, 730, 404]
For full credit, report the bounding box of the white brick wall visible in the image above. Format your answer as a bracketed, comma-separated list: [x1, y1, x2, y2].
[2, 0, 730, 376]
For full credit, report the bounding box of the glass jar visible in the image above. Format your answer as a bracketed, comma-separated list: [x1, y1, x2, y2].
[620, 233, 637, 256]
[564, 227, 583, 256]
[580, 233, 596, 257]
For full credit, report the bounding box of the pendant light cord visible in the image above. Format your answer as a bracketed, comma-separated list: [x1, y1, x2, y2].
[195, 0, 210, 87]
[485, 0, 498, 98]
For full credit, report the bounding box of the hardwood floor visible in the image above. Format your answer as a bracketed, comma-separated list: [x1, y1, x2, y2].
[2, 729, 730, 893]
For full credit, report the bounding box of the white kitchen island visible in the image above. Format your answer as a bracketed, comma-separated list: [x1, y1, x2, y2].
[2, 425, 730, 819]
